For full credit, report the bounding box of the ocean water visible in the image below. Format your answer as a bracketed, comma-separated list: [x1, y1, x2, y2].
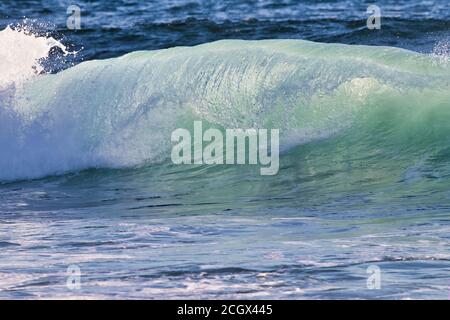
[0, 0, 450, 299]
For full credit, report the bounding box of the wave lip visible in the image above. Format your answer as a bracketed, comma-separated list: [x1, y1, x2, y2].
[0, 36, 449, 182]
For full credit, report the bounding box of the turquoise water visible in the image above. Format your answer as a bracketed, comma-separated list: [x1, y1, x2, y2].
[1, 39, 450, 299]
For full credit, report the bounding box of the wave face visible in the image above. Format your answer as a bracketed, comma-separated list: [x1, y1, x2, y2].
[0, 29, 449, 181]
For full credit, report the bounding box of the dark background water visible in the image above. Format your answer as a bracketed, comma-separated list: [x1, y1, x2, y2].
[1, 0, 449, 63]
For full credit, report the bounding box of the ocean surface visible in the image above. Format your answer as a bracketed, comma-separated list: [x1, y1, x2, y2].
[0, 0, 450, 299]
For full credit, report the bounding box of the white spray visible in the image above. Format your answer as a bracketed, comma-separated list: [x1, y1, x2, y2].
[0, 25, 69, 89]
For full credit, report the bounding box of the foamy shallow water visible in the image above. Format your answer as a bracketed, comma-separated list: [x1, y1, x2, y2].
[1, 165, 450, 299]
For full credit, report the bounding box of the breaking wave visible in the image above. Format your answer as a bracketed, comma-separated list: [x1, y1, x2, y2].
[0, 26, 449, 181]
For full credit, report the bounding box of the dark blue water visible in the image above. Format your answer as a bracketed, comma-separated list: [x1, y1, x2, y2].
[0, 0, 450, 299]
[1, 0, 449, 62]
